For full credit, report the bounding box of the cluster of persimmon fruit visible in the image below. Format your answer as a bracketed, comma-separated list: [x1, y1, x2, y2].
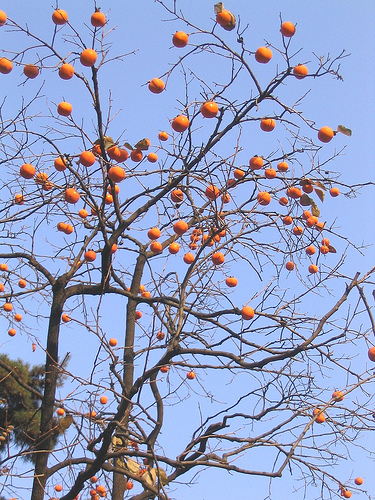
[1, 5, 352, 346]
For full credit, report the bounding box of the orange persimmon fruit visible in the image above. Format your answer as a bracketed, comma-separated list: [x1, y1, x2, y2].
[172, 31, 188, 47]
[52, 9, 68, 25]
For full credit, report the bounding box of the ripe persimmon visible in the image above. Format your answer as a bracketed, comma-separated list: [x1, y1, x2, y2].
[171, 189, 184, 203]
[80, 48, 97, 67]
[0, 10, 7, 26]
[255, 46, 272, 63]
[306, 216, 318, 228]
[52, 9, 68, 25]
[172, 31, 188, 47]
[173, 220, 188, 235]
[158, 131, 168, 141]
[147, 152, 158, 163]
[249, 156, 263, 170]
[241, 306, 254, 320]
[216, 9, 235, 30]
[84, 250, 97, 262]
[302, 183, 313, 194]
[18, 279, 27, 288]
[260, 118, 275, 132]
[286, 261, 295, 271]
[3, 302, 13, 312]
[14, 193, 25, 205]
[148, 78, 165, 94]
[99, 395, 108, 405]
[55, 485, 63, 492]
[78, 208, 88, 218]
[225, 276, 238, 287]
[368, 347, 375, 362]
[160, 365, 169, 373]
[293, 225, 303, 236]
[293, 64, 308, 79]
[265, 168, 277, 179]
[14, 313, 22, 322]
[156, 331, 165, 340]
[8, 328, 16, 337]
[172, 115, 189, 132]
[107, 146, 127, 162]
[130, 149, 143, 162]
[320, 245, 329, 255]
[58, 63, 74, 80]
[61, 313, 70, 323]
[56, 408, 65, 416]
[96, 485, 106, 495]
[354, 477, 363, 486]
[79, 150, 96, 167]
[148, 227, 161, 240]
[57, 221, 68, 232]
[150, 241, 162, 254]
[57, 101, 72, 117]
[108, 184, 120, 195]
[318, 126, 334, 143]
[257, 191, 271, 205]
[313, 408, 325, 423]
[183, 252, 195, 264]
[205, 184, 220, 200]
[234, 168, 244, 179]
[135, 310, 142, 320]
[280, 21, 295, 37]
[0, 263, 8, 271]
[91, 10, 106, 28]
[105, 193, 113, 205]
[23, 64, 39, 79]
[330, 187, 339, 197]
[279, 197, 288, 206]
[54, 156, 67, 171]
[277, 161, 289, 172]
[169, 242, 180, 254]
[109, 338, 117, 347]
[201, 101, 219, 118]
[282, 216, 293, 225]
[126, 480, 134, 490]
[343, 491, 352, 498]
[287, 187, 302, 199]
[332, 390, 344, 401]
[63, 224, 73, 234]
[64, 188, 80, 204]
[187, 370, 195, 380]
[305, 245, 316, 255]
[108, 166, 126, 183]
[212, 252, 225, 265]
[309, 264, 319, 274]
[35, 172, 48, 185]
[0, 57, 13, 74]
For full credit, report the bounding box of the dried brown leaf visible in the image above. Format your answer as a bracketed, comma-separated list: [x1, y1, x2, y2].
[314, 189, 325, 203]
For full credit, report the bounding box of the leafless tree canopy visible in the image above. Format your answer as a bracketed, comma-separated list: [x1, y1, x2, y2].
[0, 3, 374, 500]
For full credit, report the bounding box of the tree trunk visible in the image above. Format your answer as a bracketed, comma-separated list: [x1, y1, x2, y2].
[112, 254, 146, 499]
[31, 282, 65, 500]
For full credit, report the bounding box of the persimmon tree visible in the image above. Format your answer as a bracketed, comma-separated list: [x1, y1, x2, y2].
[0, 3, 374, 500]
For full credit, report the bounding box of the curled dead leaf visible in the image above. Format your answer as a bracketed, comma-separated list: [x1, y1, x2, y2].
[310, 200, 320, 217]
[337, 125, 352, 137]
[58, 415, 73, 434]
[134, 138, 151, 151]
[314, 189, 325, 203]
